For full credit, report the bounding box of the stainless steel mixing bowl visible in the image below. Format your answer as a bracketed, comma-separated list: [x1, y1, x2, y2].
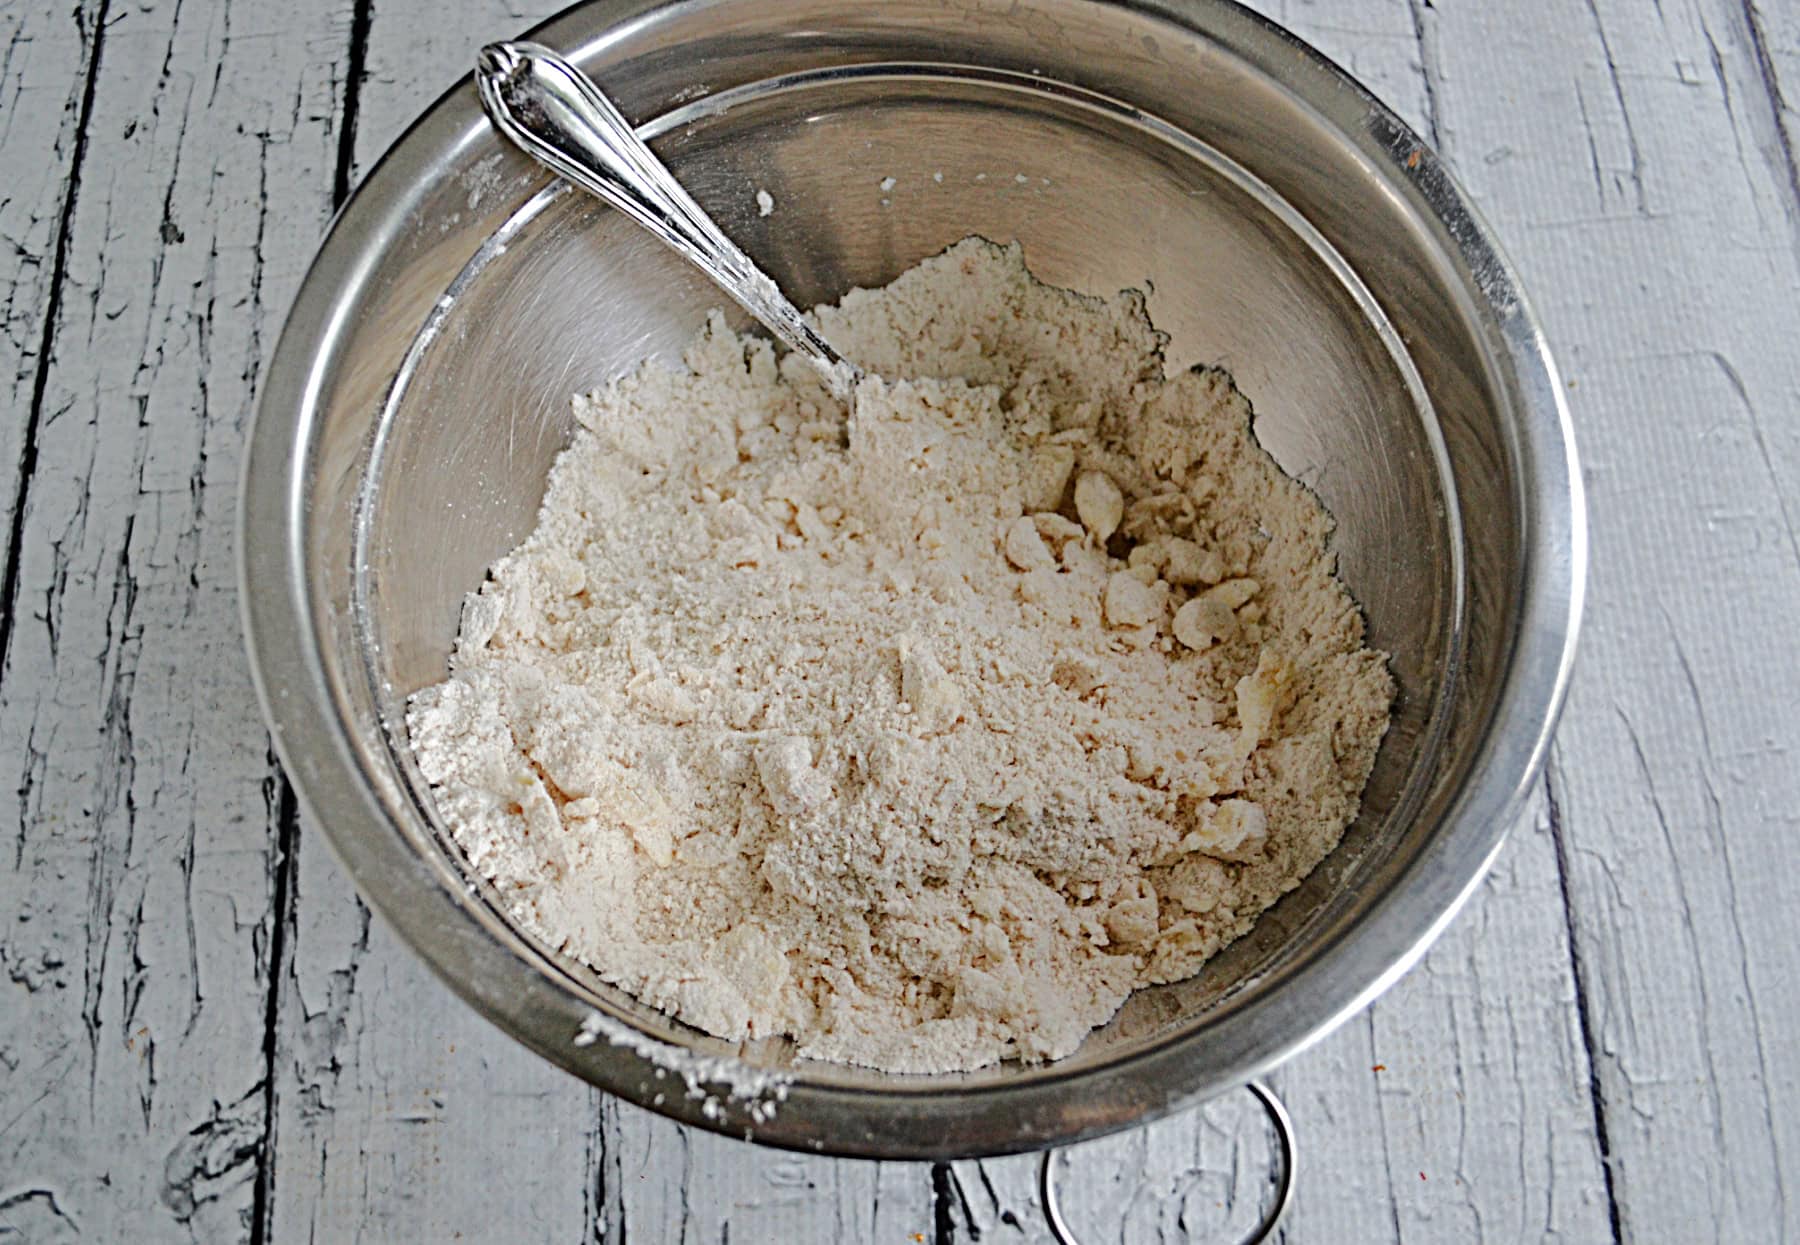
[240, 0, 1584, 1158]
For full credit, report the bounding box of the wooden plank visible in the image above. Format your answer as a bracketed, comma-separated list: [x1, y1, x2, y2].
[1259, 8, 1617, 1236]
[946, 1083, 1287, 1243]
[266, 7, 943, 1240]
[967, 0, 1637, 1231]
[591, 1084, 936, 1240]
[935, 6, 1613, 1241]
[1748, 0, 1800, 195]
[263, 2, 599, 1240]
[1411, 0, 1800, 1239]
[1281, 792, 1615, 1241]
[603, 1104, 931, 1245]
[265, 837, 605, 1241]
[0, 0, 349, 1237]
[0, 0, 104, 617]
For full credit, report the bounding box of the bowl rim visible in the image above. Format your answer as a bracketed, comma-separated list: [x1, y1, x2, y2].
[239, 0, 1586, 1158]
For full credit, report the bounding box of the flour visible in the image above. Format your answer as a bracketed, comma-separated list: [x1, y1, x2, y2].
[408, 238, 1393, 1074]
[573, 1010, 791, 1125]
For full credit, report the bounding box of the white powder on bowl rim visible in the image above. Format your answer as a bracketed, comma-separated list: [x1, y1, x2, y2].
[408, 238, 1393, 1074]
[574, 1009, 792, 1125]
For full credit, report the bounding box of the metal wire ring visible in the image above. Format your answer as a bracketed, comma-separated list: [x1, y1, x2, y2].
[1038, 1079, 1296, 1245]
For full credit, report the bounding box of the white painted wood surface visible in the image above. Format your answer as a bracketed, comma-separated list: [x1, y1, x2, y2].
[1, 0, 347, 1240]
[0, 0, 1792, 1241]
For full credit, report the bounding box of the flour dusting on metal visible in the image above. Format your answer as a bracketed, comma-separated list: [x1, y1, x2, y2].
[575, 1011, 793, 1125]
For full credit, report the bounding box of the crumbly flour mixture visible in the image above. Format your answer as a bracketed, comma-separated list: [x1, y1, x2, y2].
[409, 239, 1393, 1073]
